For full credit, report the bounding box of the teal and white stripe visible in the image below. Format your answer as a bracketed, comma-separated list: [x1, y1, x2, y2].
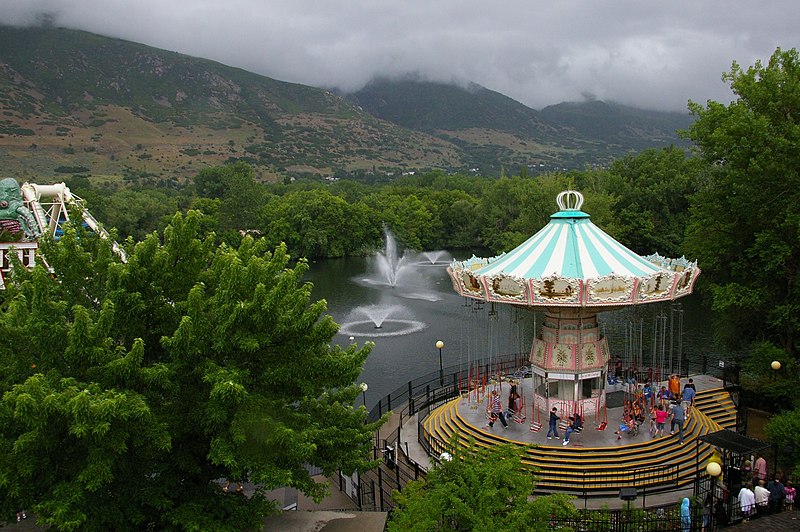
[474, 215, 664, 281]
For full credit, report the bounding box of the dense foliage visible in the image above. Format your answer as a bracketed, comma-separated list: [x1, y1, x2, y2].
[387, 440, 576, 532]
[71, 152, 704, 263]
[0, 213, 384, 530]
[684, 48, 800, 356]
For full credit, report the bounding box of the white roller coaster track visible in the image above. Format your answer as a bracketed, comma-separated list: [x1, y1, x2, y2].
[19, 182, 127, 262]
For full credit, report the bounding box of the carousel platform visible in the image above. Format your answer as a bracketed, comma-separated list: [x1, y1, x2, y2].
[418, 374, 737, 497]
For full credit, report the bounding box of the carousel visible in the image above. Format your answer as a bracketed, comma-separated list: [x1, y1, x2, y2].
[447, 190, 700, 424]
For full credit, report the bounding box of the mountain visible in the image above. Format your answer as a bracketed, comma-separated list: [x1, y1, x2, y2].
[539, 100, 693, 150]
[0, 25, 692, 184]
[348, 79, 692, 173]
[0, 25, 463, 184]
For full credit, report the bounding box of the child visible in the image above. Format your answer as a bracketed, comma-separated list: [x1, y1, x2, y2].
[785, 479, 795, 511]
[654, 404, 668, 437]
[615, 415, 635, 440]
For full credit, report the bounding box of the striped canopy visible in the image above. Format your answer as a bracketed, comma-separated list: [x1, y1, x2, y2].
[448, 191, 700, 308]
[475, 212, 662, 280]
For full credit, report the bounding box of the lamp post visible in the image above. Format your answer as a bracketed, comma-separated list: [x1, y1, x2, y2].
[771, 360, 781, 381]
[360, 382, 368, 408]
[436, 340, 444, 385]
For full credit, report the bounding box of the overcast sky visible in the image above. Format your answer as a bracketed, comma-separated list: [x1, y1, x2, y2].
[1, 1, 797, 112]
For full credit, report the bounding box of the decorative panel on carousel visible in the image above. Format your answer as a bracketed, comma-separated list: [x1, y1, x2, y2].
[486, 274, 529, 304]
[530, 339, 547, 367]
[585, 275, 635, 305]
[549, 343, 576, 371]
[636, 271, 674, 303]
[528, 276, 583, 306]
[579, 342, 602, 370]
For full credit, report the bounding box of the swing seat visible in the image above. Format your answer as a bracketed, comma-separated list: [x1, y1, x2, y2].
[529, 421, 542, 432]
[513, 412, 526, 423]
[597, 421, 608, 431]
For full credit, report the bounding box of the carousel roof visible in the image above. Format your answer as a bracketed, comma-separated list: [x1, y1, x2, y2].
[448, 190, 700, 308]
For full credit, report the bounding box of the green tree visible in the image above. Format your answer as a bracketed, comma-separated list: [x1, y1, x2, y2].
[684, 48, 800, 355]
[764, 406, 800, 480]
[193, 162, 265, 234]
[387, 440, 576, 532]
[0, 212, 384, 530]
[603, 147, 701, 256]
[261, 189, 380, 258]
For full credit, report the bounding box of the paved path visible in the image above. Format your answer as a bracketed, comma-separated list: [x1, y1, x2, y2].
[724, 510, 800, 530]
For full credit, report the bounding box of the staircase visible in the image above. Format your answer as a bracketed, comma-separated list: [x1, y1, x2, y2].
[422, 387, 734, 496]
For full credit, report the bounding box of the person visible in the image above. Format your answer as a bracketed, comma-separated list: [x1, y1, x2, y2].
[767, 474, 785, 513]
[784, 479, 795, 511]
[632, 401, 644, 422]
[658, 385, 671, 406]
[714, 497, 729, 526]
[563, 413, 582, 446]
[488, 390, 508, 428]
[634, 384, 644, 406]
[754, 454, 767, 481]
[681, 381, 696, 418]
[669, 400, 686, 444]
[506, 388, 518, 418]
[615, 415, 635, 440]
[754, 478, 769, 517]
[546, 406, 560, 439]
[614, 356, 623, 382]
[702, 493, 713, 531]
[643, 381, 654, 408]
[685, 377, 696, 391]
[680, 497, 691, 532]
[654, 404, 668, 437]
[668, 374, 681, 399]
[738, 482, 756, 520]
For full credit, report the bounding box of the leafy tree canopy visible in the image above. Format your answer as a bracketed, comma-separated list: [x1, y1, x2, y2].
[0, 212, 384, 530]
[684, 47, 800, 355]
[387, 440, 576, 532]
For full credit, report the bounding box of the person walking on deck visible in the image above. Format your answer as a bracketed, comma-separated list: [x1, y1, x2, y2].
[487, 390, 508, 428]
[546, 407, 560, 440]
[682, 383, 696, 418]
[669, 401, 686, 444]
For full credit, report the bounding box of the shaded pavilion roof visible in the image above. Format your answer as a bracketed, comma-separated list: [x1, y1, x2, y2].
[448, 190, 700, 308]
[697, 430, 770, 455]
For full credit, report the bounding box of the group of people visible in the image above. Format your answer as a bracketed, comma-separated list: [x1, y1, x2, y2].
[546, 406, 582, 446]
[614, 375, 694, 443]
[486, 384, 524, 429]
[736, 454, 795, 521]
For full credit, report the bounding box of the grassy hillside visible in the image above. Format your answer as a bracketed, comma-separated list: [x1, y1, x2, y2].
[0, 25, 463, 184]
[0, 25, 693, 183]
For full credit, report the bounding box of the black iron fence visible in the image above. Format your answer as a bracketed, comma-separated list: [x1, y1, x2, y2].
[548, 504, 703, 531]
[365, 352, 530, 424]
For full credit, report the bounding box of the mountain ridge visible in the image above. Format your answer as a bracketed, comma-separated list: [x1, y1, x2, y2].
[0, 25, 691, 184]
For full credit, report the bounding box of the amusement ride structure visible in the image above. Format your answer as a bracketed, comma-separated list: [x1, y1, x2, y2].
[447, 190, 701, 426]
[0, 178, 122, 288]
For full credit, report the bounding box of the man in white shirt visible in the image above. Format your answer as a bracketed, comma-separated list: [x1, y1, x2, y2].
[754, 479, 770, 516]
[738, 482, 755, 519]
